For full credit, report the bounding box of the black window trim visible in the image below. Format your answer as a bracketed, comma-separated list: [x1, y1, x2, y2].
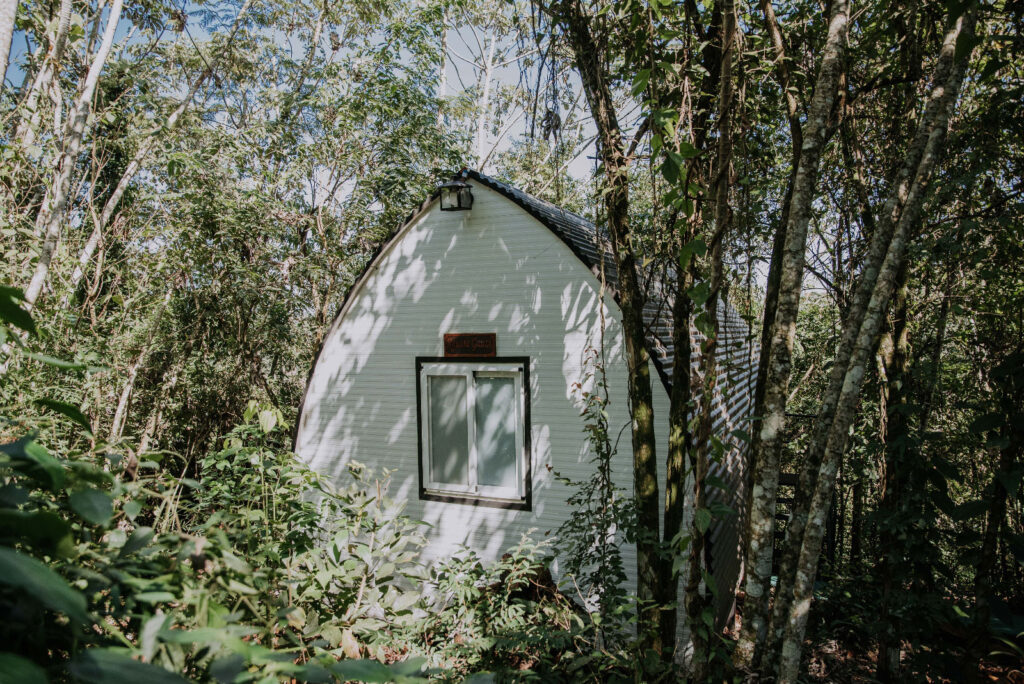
[415, 356, 532, 511]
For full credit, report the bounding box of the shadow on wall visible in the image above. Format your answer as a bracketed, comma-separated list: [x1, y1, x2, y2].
[296, 199, 632, 571]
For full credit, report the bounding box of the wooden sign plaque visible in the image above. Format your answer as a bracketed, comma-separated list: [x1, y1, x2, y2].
[444, 333, 497, 357]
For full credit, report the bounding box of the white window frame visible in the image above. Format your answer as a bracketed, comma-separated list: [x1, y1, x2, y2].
[418, 360, 528, 505]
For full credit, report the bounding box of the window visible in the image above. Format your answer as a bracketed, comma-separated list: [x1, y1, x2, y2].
[416, 358, 531, 509]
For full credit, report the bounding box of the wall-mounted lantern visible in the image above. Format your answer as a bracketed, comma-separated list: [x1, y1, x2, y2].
[439, 179, 474, 211]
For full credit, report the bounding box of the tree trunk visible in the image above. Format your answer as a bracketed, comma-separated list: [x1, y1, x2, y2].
[736, 0, 850, 668]
[23, 0, 124, 308]
[109, 352, 144, 443]
[551, 0, 661, 651]
[773, 13, 977, 681]
[437, 19, 447, 129]
[0, 0, 17, 87]
[972, 347, 1024, 670]
[742, 1, 802, 602]
[6, 0, 71, 203]
[62, 0, 252, 302]
[918, 273, 952, 436]
[766, 8, 977, 668]
[685, 1, 734, 674]
[661, 252, 693, 651]
[849, 476, 863, 567]
[876, 265, 911, 682]
[475, 36, 496, 169]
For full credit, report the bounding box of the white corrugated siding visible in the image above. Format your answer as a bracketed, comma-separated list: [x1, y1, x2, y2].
[295, 179, 756, 647]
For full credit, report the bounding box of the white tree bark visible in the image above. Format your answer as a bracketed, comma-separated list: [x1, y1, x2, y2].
[24, 0, 124, 308]
[774, 11, 977, 682]
[475, 35, 495, 169]
[437, 19, 447, 129]
[13, 0, 72, 151]
[765, 1, 976, 656]
[736, 0, 850, 667]
[0, 0, 18, 87]
[63, 0, 252, 302]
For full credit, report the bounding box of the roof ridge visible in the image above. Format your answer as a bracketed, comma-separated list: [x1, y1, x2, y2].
[457, 168, 597, 232]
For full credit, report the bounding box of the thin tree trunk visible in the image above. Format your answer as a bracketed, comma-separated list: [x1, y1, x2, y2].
[23, 0, 124, 308]
[918, 273, 952, 435]
[109, 352, 143, 443]
[551, 0, 661, 651]
[876, 265, 911, 682]
[736, 0, 850, 668]
[437, 19, 447, 129]
[14, 0, 71, 142]
[685, 0, 734, 675]
[475, 36, 495, 168]
[742, 0, 803, 576]
[766, 8, 978, 666]
[109, 285, 173, 443]
[662, 256, 693, 652]
[972, 430, 1020, 666]
[63, 0, 253, 301]
[0, 0, 18, 87]
[849, 476, 863, 566]
[773, 13, 977, 681]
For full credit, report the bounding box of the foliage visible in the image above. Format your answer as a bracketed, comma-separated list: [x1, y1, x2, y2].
[1, 0, 1022, 678]
[1, 291, 434, 681]
[0, 402, 434, 681]
[554, 347, 634, 641]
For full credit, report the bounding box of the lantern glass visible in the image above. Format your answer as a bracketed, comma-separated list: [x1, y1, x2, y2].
[440, 180, 473, 211]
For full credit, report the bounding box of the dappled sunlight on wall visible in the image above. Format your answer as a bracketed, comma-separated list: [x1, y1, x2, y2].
[295, 180, 641, 578]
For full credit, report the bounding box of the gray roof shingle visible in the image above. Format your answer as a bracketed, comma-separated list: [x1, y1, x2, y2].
[459, 169, 682, 392]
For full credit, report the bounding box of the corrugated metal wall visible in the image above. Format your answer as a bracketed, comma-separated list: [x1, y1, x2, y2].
[296, 178, 758, 643]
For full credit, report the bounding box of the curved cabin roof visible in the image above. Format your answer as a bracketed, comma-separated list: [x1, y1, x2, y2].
[296, 168, 705, 441]
[448, 169, 678, 391]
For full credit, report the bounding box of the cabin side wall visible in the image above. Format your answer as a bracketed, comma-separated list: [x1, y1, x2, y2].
[295, 179, 757, 642]
[295, 181, 668, 599]
[705, 304, 758, 629]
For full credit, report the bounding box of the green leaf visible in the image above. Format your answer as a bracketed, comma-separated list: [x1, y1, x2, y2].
[731, 428, 751, 443]
[0, 652, 47, 684]
[226, 579, 258, 595]
[631, 69, 650, 98]
[693, 310, 715, 337]
[140, 614, 169, 662]
[119, 527, 155, 557]
[209, 654, 245, 684]
[660, 154, 680, 185]
[687, 281, 711, 307]
[0, 437, 65, 490]
[0, 510, 72, 553]
[997, 467, 1024, 499]
[0, 547, 89, 623]
[69, 649, 189, 684]
[695, 507, 712, 534]
[327, 660, 395, 683]
[952, 499, 989, 521]
[389, 656, 428, 677]
[677, 140, 699, 159]
[33, 399, 92, 434]
[954, 30, 982, 62]
[0, 286, 36, 335]
[22, 352, 86, 371]
[258, 409, 277, 433]
[123, 500, 142, 521]
[70, 489, 113, 526]
[678, 238, 707, 271]
[134, 592, 177, 604]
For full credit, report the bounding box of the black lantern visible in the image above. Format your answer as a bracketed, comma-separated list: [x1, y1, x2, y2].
[439, 179, 474, 211]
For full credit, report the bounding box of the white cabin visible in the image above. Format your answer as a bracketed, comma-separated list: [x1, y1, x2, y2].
[295, 170, 758, 638]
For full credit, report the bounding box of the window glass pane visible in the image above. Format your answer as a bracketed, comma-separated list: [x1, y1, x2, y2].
[428, 375, 469, 485]
[475, 375, 518, 489]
